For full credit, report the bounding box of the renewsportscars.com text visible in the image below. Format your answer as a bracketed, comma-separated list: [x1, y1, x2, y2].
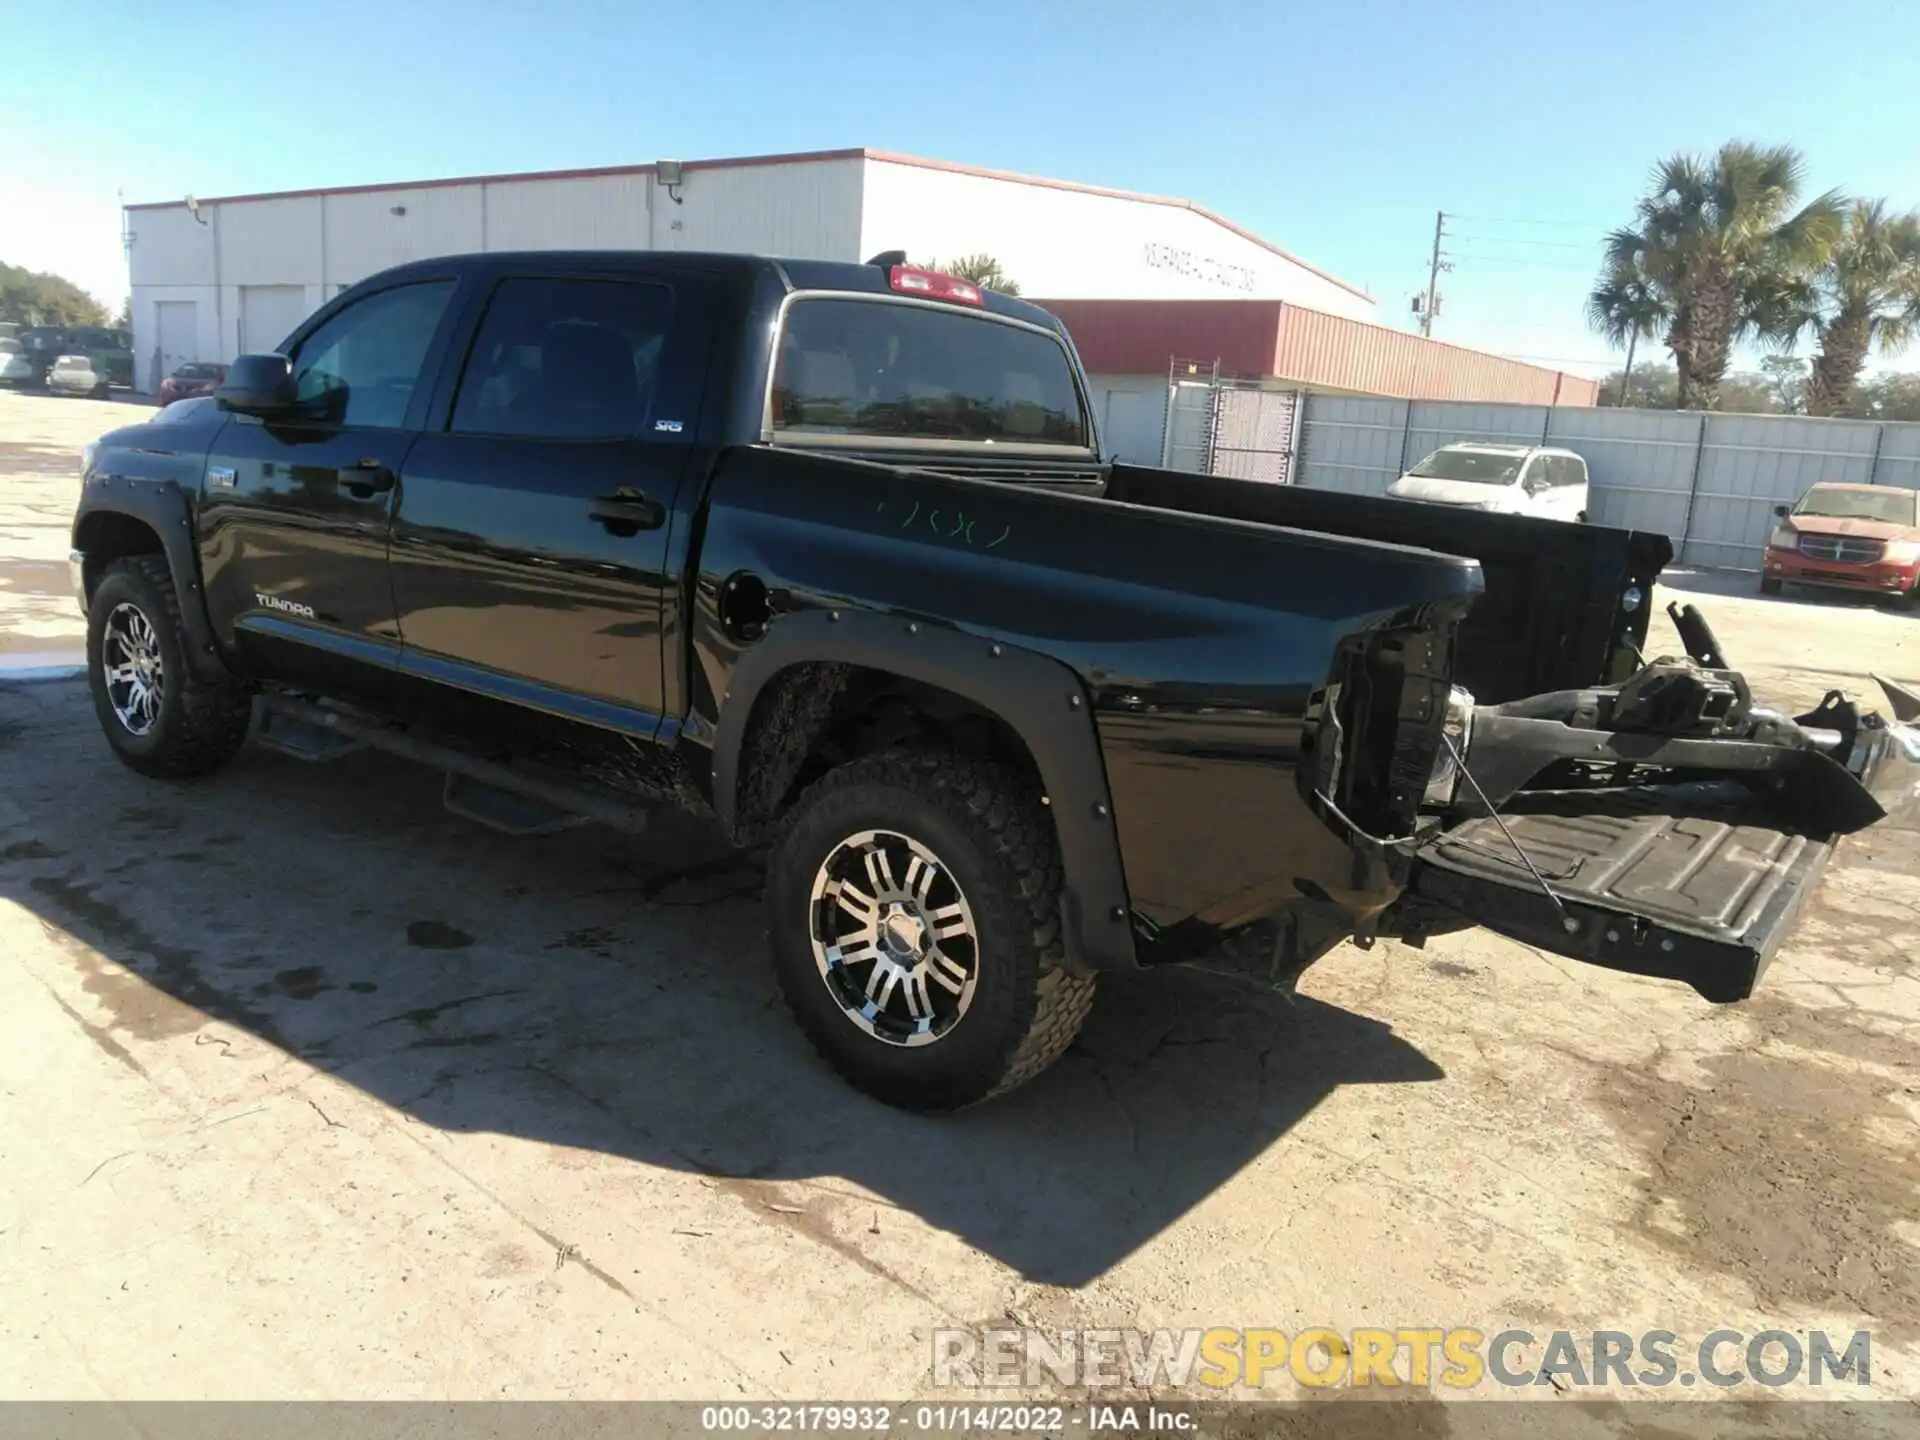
[931, 1326, 1873, 1391]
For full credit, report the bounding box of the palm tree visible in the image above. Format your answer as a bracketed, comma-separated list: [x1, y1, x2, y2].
[1601, 142, 1842, 410]
[1786, 201, 1920, 416]
[1586, 261, 1669, 406]
[930, 254, 1021, 296]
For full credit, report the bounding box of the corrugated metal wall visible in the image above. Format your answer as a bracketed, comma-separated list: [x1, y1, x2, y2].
[126, 155, 866, 383]
[1293, 398, 1920, 569]
[482, 174, 652, 250]
[1044, 299, 1594, 407]
[1273, 307, 1600, 406]
[1878, 422, 1920, 493]
[1291, 394, 1408, 495]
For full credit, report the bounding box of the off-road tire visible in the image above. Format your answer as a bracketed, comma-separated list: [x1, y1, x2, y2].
[87, 555, 252, 778]
[766, 748, 1097, 1111]
[1759, 575, 1783, 597]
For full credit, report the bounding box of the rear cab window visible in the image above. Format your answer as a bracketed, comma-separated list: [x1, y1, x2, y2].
[769, 297, 1090, 452]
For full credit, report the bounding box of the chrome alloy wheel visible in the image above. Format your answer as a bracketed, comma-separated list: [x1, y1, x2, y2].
[808, 829, 979, 1046]
[102, 602, 164, 737]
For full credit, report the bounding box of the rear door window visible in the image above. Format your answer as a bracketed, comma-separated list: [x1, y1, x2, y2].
[772, 298, 1089, 449]
[449, 277, 675, 440]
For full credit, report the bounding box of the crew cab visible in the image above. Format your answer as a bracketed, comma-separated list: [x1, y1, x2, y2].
[68, 250, 1920, 1110]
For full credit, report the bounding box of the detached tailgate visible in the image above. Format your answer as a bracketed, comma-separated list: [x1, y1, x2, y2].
[1408, 783, 1836, 1001]
[1405, 713, 1920, 1001]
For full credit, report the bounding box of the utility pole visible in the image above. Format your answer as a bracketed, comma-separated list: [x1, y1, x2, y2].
[1419, 210, 1447, 338]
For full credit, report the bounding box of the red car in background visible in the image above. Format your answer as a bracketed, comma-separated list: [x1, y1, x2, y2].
[157, 361, 227, 405]
[1762, 482, 1920, 605]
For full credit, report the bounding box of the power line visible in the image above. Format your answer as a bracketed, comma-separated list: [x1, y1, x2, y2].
[1449, 251, 1599, 272]
[1446, 213, 1611, 229]
[1449, 233, 1596, 250]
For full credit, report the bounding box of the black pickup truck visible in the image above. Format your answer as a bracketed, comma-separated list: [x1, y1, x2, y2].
[69, 250, 1920, 1109]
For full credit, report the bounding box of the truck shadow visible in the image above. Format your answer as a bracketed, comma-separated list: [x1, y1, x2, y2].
[1, 679, 1444, 1289]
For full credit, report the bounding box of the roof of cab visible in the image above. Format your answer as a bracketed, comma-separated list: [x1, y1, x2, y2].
[348, 250, 1068, 335]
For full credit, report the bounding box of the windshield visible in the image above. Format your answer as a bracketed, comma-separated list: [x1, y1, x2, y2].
[1407, 447, 1528, 485]
[772, 297, 1089, 449]
[1794, 486, 1918, 526]
[177, 363, 222, 380]
[0, 340, 17, 355]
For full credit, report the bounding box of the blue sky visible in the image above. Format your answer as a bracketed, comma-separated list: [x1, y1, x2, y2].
[7, 0, 1919, 377]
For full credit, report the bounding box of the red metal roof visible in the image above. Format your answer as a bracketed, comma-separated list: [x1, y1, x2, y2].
[1039, 298, 1598, 407]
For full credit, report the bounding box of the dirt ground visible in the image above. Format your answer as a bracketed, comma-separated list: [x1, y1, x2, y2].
[1, 389, 1916, 1423]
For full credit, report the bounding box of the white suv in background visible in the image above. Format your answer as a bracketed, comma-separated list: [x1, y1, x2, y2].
[1387, 443, 1591, 523]
[0, 339, 34, 389]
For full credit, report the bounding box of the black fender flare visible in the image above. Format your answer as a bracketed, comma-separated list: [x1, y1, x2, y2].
[710, 608, 1139, 973]
[73, 480, 231, 683]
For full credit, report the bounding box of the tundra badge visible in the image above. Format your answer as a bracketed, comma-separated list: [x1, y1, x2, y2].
[255, 592, 316, 619]
[207, 466, 237, 489]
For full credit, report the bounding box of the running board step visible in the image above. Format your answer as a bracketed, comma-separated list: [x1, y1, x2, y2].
[256, 707, 366, 763]
[253, 694, 654, 836]
[442, 771, 584, 837]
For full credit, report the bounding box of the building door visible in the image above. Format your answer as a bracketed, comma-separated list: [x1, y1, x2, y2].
[1098, 387, 1167, 464]
[239, 284, 310, 355]
[154, 300, 197, 391]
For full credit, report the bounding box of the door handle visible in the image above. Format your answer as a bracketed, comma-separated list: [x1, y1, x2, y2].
[337, 462, 396, 499]
[589, 492, 665, 534]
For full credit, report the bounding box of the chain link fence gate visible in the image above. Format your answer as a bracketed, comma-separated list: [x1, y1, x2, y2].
[1158, 359, 1304, 485]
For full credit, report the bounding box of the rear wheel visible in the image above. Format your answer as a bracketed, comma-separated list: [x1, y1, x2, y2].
[87, 555, 252, 778]
[766, 749, 1096, 1110]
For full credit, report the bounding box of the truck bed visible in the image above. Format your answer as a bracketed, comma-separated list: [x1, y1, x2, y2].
[1102, 466, 1670, 704]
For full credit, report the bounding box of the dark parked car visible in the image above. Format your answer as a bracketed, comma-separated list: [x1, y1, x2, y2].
[66, 326, 133, 388]
[15, 326, 73, 385]
[66, 249, 1920, 1110]
[158, 362, 229, 406]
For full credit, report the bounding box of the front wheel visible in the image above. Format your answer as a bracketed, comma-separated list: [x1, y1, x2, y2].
[766, 749, 1096, 1110]
[87, 555, 253, 778]
[1759, 576, 1784, 597]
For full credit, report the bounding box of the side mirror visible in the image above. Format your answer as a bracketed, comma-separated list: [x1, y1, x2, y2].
[216, 353, 296, 416]
[1773, 503, 1790, 519]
